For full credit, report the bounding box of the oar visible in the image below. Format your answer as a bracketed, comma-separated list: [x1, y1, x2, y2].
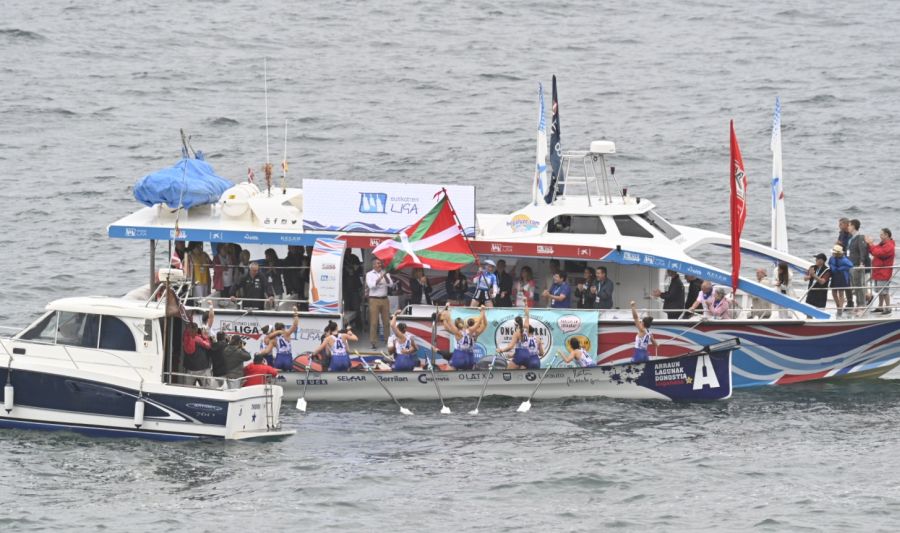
[429, 306, 451, 414]
[517, 355, 559, 413]
[295, 353, 315, 412]
[355, 351, 413, 416]
[468, 355, 497, 416]
[429, 358, 451, 415]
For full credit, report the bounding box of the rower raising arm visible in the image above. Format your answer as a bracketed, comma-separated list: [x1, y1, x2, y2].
[390, 310, 407, 345]
[497, 304, 528, 354]
[472, 304, 488, 336]
[630, 300, 658, 362]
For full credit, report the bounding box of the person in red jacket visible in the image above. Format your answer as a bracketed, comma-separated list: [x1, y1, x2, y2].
[243, 354, 279, 387]
[866, 228, 895, 314]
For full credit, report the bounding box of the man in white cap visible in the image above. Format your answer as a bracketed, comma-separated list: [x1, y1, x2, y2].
[470, 259, 499, 307]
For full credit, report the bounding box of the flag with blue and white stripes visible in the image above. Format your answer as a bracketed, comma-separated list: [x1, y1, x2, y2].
[534, 83, 549, 205]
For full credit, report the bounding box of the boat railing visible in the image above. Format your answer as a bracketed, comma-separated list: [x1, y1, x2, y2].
[188, 295, 309, 311]
[557, 148, 622, 206]
[164, 371, 277, 390]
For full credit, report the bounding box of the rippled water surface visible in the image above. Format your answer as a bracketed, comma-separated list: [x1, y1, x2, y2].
[3, 0, 900, 530]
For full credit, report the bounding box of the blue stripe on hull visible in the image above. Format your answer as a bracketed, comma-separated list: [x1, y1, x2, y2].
[0, 368, 228, 426]
[0, 417, 210, 441]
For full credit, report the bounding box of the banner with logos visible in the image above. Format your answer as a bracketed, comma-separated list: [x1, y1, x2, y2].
[308, 238, 346, 314]
[204, 312, 334, 355]
[449, 307, 599, 366]
[302, 179, 475, 236]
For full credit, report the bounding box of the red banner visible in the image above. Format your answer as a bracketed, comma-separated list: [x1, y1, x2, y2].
[729, 120, 748, 292]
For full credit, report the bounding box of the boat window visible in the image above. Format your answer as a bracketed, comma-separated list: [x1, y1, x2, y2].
[613, 215, 654, 238]
[56, 312, 100, 348]
[99, 316, 137, 352]
[19, 312, 58, 343]
[548, 215, 606, 234]
[640, 210, 681, 239]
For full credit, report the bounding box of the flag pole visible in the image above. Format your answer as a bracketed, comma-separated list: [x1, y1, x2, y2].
[441, 187, 480, 268]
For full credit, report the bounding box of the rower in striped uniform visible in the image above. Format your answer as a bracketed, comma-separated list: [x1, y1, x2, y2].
[442, 304, 487, 370]
[498, 305, 542, 369]
[390, 311, 419, 371]
[630, 300, 658, 363]
[561, 337, 596, 367]
[258, 307, 300, 371]
[313, 323, 358, 371]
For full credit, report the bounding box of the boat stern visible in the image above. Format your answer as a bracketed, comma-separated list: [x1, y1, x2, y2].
[223, 384, 294, 440]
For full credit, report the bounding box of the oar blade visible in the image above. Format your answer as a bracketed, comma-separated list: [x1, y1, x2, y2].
[400, 407, 414, 416]
[440, 405, 452, 414]
[516, 400, 532, 413]
[296, 397, 308, 412]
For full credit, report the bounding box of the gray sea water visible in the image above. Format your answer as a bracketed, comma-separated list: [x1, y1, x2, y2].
[2, 0, 900, 530]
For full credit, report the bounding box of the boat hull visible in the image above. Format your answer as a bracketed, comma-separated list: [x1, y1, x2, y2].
[277, 351, 732, 402]
[0, 366, 292, 441]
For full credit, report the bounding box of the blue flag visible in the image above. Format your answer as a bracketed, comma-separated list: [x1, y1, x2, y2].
[544, 75, 564, 204]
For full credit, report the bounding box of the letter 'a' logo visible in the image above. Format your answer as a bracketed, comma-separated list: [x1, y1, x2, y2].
[693, 355, 720, 390]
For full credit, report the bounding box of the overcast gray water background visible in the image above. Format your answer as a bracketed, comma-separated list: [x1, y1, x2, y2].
[2, 0, 900, 531]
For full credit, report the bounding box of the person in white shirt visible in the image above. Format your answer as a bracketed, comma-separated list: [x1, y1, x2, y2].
[685, 281, 715, 318]
[750, 268, 774, 319]
[365, 258, 393, 349]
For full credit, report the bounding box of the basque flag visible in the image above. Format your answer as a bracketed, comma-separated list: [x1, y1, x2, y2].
[544, 75, 563, 204]
[729, 120, 748, 293]
[373, 191, 476, 271]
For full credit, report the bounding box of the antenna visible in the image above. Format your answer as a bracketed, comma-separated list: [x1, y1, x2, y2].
[264, 58, 270, 166]
[263, 58, 272, 197]
[282, 119, 288, 194]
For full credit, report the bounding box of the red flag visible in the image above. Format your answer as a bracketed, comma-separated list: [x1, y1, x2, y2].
[730, 120, 748, 292]
[373, 192, 475, 271]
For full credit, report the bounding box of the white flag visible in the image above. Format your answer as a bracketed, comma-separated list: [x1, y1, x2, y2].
[533, 83, 549, 206]
[771, 96, 788, 254]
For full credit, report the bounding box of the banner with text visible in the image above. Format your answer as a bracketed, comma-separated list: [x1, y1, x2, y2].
[204, 313, 334, 355]
[309, 238, 346, 314]
[449, 308, 599, 366]
[302, 179, 475, 236]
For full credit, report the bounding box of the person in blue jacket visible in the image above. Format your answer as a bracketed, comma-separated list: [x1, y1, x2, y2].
[828, 244, 854, 317]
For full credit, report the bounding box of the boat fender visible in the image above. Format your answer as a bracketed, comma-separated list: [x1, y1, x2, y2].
[3, 384, 12, 413]
[133, 399, 145, 428]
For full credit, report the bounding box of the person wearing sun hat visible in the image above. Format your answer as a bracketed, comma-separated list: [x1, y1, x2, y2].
[804, 253, 831, 309]
[470, 259, 499, 307]
[828, 245, 853, 317]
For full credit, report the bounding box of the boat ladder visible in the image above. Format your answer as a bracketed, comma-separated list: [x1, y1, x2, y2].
[264, 380, 275, 430]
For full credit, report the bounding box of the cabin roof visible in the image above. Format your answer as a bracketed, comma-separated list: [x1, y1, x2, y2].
[47, 297, 168, 320]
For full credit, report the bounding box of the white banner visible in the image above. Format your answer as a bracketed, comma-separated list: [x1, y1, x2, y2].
[303, 179, 475, 236]
[309, 238, 346, 314]
[206, 313, 334, 355]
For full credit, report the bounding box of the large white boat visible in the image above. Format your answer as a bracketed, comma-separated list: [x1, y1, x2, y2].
[0, 294, 294, 441]
[100, 140, 900, 394]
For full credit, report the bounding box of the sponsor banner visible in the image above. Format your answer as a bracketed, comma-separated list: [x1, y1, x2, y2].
[109, 225, 322, 246]
[470, 241, 613, 260]
[637, 353, 731, 400]
[302, 179, 475, 236]
[205, 313, 334, 354]
[309, 238, 345, 314]
[449, 308, 598, 365]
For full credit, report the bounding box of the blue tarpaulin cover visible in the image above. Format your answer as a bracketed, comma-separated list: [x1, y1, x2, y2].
[133, 157, 232, 209]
